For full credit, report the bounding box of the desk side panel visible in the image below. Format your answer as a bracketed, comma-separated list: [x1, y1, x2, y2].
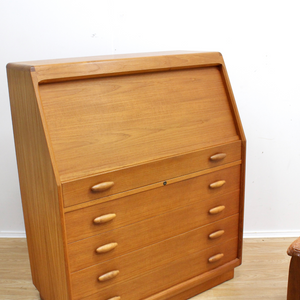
[7, 65, 70, 300]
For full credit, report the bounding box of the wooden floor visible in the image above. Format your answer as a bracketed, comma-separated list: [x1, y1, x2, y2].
[0, 238, 294, 300]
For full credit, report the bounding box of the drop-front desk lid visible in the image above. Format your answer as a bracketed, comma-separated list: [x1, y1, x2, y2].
[8, 51, 243, 182]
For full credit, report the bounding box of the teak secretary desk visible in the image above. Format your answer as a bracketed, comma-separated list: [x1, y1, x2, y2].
[7, 51, 246, 300]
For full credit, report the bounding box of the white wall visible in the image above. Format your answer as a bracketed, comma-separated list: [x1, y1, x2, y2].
[1, 0, 300, 238]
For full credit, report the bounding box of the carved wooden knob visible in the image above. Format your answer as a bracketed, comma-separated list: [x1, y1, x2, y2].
[98, 270, 120, 282]
[210, 153, 227, 161]
[209, 205, 225, 215]
[91, 181, 114, 192]
[96, 242, 118, 254]
[209, 230, 225, 239]
[208, 253, 224, 263]
[209, 180, 226, 189]
[93, 213, 116, 224]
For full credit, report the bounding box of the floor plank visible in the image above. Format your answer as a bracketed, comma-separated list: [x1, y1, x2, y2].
[0, 237, 294, 299]
[0, 238, 40, 299]
[190, 238, 293, 300]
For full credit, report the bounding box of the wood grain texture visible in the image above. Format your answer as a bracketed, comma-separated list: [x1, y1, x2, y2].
[287, 237, 300, 299]
[21, 51, 225, 83]
[217, 62, 246, 262]
[7, 51, 246, 300]
[287, 256, 300, 300]
[39, 67, 238, 182]
[67, 192, 240, 272]
[72, 238, 238, 300]
[191, 238, 292, 300]
[62, 142, 241, 208]
[287, 236, 300, 257]
[65, 165, 240, 243]
[0, 238, 292, 300]
[0, 239, 40, 299]
[70, 215, 239, 294]
[166, 271, 234, 300]
[7, 66, 70, 300]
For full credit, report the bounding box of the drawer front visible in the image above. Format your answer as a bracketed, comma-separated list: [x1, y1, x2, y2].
[71, 214, 238, 291]
[65, 164, 241, 243]
[73, 238, 239, 300]
[68, 190, 240, 272]
[62, 141, 241, 207]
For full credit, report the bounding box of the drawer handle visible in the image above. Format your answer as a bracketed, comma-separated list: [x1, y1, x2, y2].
[209, 205, 225, 215]
[91, 181, 114, 193]
[208, 253, 224, 263]
[209, 230, 225, 239]
[96, 242, 118, 254]
[93, 213, 116, 224]
[210, 153, 227, 161]
[209, 180, 226, 189]
[107, 297, 121, 300]
[98, 270, 120, 282]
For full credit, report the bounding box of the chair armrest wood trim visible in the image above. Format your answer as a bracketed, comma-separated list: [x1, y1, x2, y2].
[287, 237, 300, 257]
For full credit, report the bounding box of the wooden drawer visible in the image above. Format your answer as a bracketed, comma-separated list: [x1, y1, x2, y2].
[71, 214, 238, 292]
[62, 141, 241, 207]
[73, 237, 239, 300]
[68, 190, 240, 272]
[65, 164, 241, 243]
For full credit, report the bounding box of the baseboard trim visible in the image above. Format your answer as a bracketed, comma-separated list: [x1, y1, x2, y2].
[244, 230, 300, 239]
[0, 231, 26, 238]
